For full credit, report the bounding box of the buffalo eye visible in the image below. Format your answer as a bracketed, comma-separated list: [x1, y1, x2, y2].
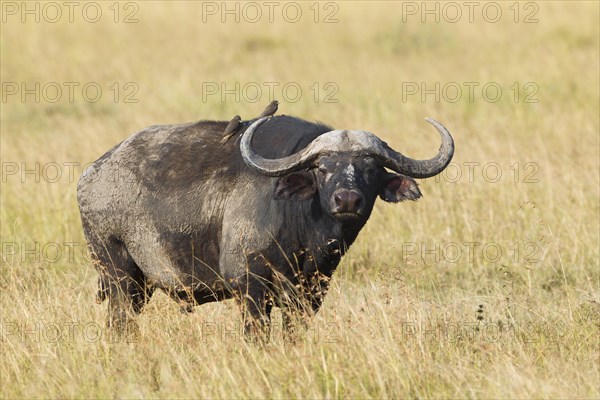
[365, 167, 378, 179]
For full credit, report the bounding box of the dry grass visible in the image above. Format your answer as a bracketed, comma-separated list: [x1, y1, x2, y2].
[1, 2, 599, 398]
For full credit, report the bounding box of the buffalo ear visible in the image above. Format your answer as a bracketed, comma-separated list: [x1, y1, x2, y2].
[275, 172, 316, 200]
[379, 173, 422, 203]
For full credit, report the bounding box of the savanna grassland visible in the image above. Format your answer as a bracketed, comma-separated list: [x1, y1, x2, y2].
[1, 1, 599, 398]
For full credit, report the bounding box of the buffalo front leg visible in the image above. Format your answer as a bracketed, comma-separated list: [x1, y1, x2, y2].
[237, 276, 273, 343]
[282, 271, 331, 343]
[241, 289, 273, 343]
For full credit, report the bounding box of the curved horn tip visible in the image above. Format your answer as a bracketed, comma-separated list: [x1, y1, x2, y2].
[425, 117, 441, 127]
[424, 117, 454, 145]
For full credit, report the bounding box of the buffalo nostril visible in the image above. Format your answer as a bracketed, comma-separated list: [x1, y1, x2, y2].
[347, 191, 361, 209]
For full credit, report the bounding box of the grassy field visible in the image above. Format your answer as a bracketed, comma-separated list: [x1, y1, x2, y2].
[1, 1, 599, 398]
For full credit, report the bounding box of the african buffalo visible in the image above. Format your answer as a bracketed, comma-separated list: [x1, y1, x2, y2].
[77, 103, 454, 339]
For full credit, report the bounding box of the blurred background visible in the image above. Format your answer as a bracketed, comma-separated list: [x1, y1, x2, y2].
[1, 1, 599, 398]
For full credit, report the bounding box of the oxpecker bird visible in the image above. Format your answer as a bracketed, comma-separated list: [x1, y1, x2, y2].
[220, 115, 242, 144]
[258, 100, 279, 118]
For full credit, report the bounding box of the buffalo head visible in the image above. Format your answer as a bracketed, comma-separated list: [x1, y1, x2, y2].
[240, 117, 454, 225]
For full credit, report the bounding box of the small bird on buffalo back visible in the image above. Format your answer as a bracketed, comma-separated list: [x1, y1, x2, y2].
[220, 115, 242, 144]
[258, 100, 278, 118]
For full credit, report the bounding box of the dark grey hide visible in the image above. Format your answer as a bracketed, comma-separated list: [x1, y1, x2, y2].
[77, 114, 453, 338]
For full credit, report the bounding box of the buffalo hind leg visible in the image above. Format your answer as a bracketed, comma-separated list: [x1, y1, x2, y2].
[89, 237, 153, 337]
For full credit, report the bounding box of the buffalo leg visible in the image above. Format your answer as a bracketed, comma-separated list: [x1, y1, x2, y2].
[281, 271, 331, 342]
[281, 307, 307, 343]
[88, 237, 153, 336]
[239, 280, 272, 343]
